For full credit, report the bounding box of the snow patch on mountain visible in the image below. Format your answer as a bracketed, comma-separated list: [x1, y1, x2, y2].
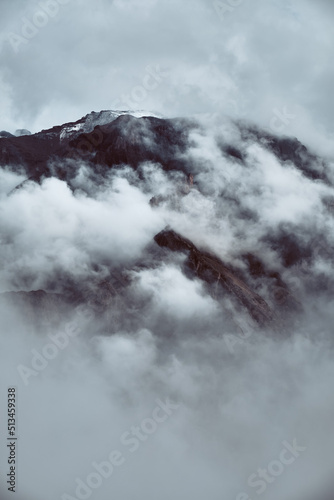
[59, 109, 164, 142]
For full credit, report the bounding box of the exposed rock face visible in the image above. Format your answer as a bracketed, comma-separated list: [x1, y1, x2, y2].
[242, 125, 330, 183]
[0, 110, 328, 191]
[0, 112, 195, 182]
[243, 253, 301, 311]
[66, 114, 194, 174]
[154, 229, 276, 325]
[0, 131, 15, 138]
[1, 228, 302, 333]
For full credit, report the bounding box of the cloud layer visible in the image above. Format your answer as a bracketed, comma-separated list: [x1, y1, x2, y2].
[0, 114, 334, 498]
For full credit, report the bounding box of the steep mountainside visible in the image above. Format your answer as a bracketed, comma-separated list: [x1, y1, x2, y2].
[0, 110, 332, 335]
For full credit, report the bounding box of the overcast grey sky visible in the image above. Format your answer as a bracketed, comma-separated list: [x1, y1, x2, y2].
[0, 0, 333, 153]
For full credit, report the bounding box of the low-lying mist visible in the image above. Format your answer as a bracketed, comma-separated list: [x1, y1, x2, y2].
[1, 116, 333, 500]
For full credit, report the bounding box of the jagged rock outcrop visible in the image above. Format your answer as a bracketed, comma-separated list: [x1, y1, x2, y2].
[154, 229, 276, 325]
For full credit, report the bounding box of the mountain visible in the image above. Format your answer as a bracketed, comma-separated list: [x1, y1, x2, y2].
[0, 110, 332, 334]
[0, 130, 15, 138]
[1, 109, 334, 500]
[1, 109, 328, 183]
[0, 110, 193, 181]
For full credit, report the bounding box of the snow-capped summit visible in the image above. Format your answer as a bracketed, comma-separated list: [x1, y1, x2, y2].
[59, 109, 164, 141]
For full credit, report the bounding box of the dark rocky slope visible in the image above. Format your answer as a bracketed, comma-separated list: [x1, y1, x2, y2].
[0, 111, 328, 186]
[0, 110, 326, 333]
